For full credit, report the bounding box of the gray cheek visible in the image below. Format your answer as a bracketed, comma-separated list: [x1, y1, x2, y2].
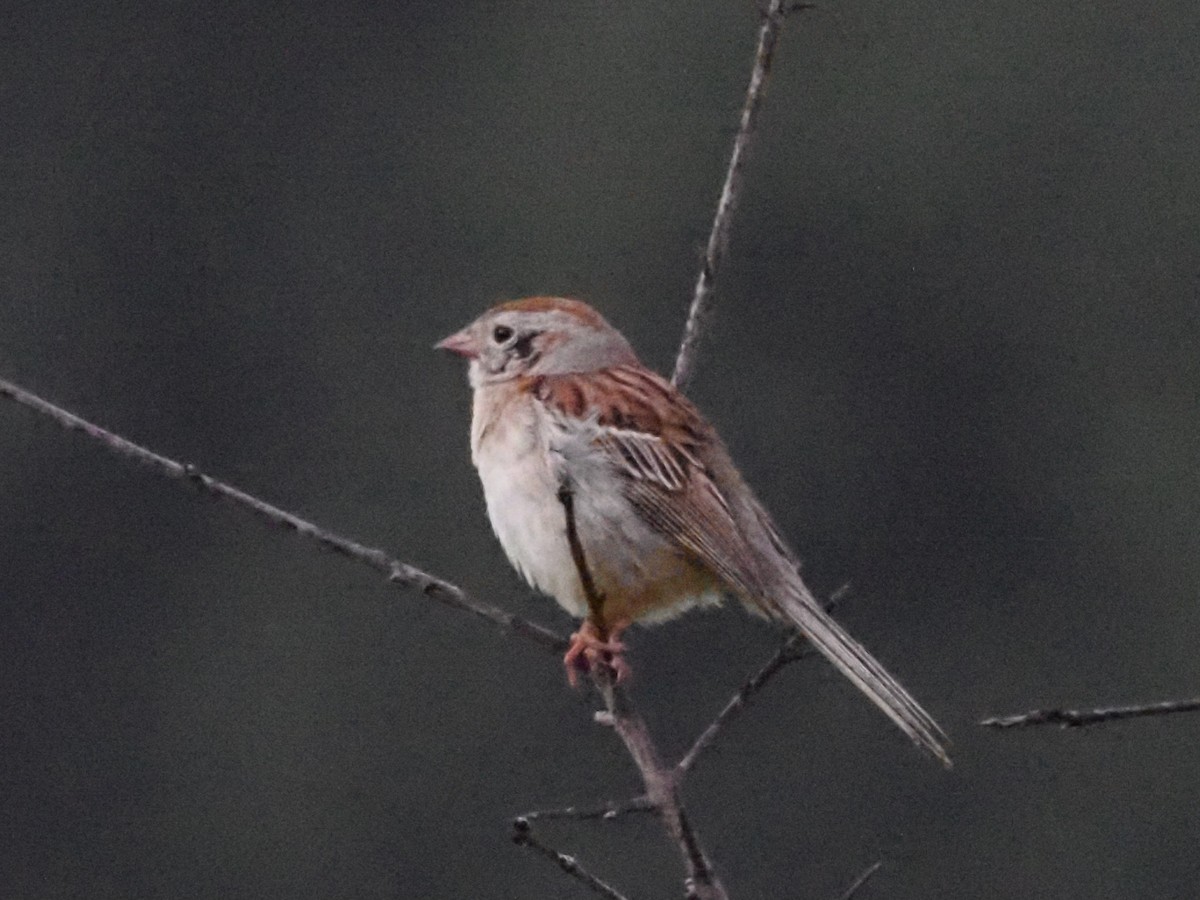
[483, 348, 531, 380]
[482, 350, 507, 375]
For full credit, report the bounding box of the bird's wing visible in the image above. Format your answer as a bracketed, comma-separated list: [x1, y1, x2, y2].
[528, 363, 950, 766]
[526, 364, 769, 598]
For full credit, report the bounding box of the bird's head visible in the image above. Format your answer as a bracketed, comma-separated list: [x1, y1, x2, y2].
[435, 296, 637, 386]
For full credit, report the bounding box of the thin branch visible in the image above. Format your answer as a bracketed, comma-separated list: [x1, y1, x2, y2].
[511, 819, 633, 900]
[677, 586, 846, 776]
[557, 478, 728, 900]
[672, 0, 789, 389]
[598, 680, 728, 900]
[678, 634, 812, 775]
[0, 376, 568, 654]
[557, 481, 607, 627]
[835, 860, 883, 900]
[6, 2, 901, 894]
[981, 696, 1200, 729]
[520, 797, 655, 823]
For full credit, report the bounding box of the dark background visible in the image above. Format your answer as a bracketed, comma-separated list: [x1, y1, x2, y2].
[3, 1, 1199, 897]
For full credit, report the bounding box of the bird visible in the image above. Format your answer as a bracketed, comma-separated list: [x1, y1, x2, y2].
[436, 296, 949, 766]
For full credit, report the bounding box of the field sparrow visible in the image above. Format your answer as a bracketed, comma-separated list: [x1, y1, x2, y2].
[437, 297, 949, 765]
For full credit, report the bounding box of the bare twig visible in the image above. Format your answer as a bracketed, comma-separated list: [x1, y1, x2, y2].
[511, 819, 633, 900]
[678, 634, 812, 775]
[835, 860, 883, 900]
[0, 376, 568, 654]
[599, 681, 728, 900]
[981, 696, 1200, 729]
[4, 2, 879, 892]
[557, 478, 728, 900]
[673, 0, 790, 389]
[678, 586, 846, 775]
[520, 797, 655, 823]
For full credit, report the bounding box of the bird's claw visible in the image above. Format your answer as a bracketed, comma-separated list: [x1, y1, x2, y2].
[564, 619, 631, 686]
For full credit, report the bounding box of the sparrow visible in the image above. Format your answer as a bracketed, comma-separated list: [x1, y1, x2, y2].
[437, 296, 949, 765]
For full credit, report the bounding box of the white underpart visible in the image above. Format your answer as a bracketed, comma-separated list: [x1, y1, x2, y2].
[471, 392, 720, 621]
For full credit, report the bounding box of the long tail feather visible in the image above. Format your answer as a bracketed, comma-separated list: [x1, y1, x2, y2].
[774, 584, 951, 767]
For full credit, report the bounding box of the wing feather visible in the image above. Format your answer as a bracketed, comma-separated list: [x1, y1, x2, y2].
[527, 364, 950, 765]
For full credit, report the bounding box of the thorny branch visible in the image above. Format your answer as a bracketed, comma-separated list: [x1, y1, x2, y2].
[0, 377, 568, 655]
[981, 697, 1200, 730]
[673, 0, 789, 389]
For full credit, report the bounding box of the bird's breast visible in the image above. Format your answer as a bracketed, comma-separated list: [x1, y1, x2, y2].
[471, 387, 587, 615]
[469, 385, 722, 623]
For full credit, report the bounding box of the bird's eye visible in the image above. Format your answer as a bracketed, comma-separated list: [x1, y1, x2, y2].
[492, 325, 514, 343]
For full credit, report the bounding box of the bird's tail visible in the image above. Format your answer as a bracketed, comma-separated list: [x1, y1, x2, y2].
[772, 582, 951, 767]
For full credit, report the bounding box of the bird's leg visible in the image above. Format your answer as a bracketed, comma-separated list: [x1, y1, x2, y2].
[564, 618, 631, 687]
[557, 478, 632, 685]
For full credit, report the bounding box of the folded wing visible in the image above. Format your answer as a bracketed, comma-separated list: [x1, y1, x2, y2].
[529, 364, 950, 766]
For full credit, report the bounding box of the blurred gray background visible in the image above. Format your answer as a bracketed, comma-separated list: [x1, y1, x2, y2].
[2, 1, 1199, 897]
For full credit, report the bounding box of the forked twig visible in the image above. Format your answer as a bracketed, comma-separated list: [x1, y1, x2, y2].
[673, 0, 790, 389]
[3, 4, 824, 896]
[0, 377, 568, 654]
[981, 697, 1200, 729]
[600, 680, 728, 900]
[558, 476, 729, 900]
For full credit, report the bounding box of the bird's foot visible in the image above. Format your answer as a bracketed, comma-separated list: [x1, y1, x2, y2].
[564, 619, 630, 687]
